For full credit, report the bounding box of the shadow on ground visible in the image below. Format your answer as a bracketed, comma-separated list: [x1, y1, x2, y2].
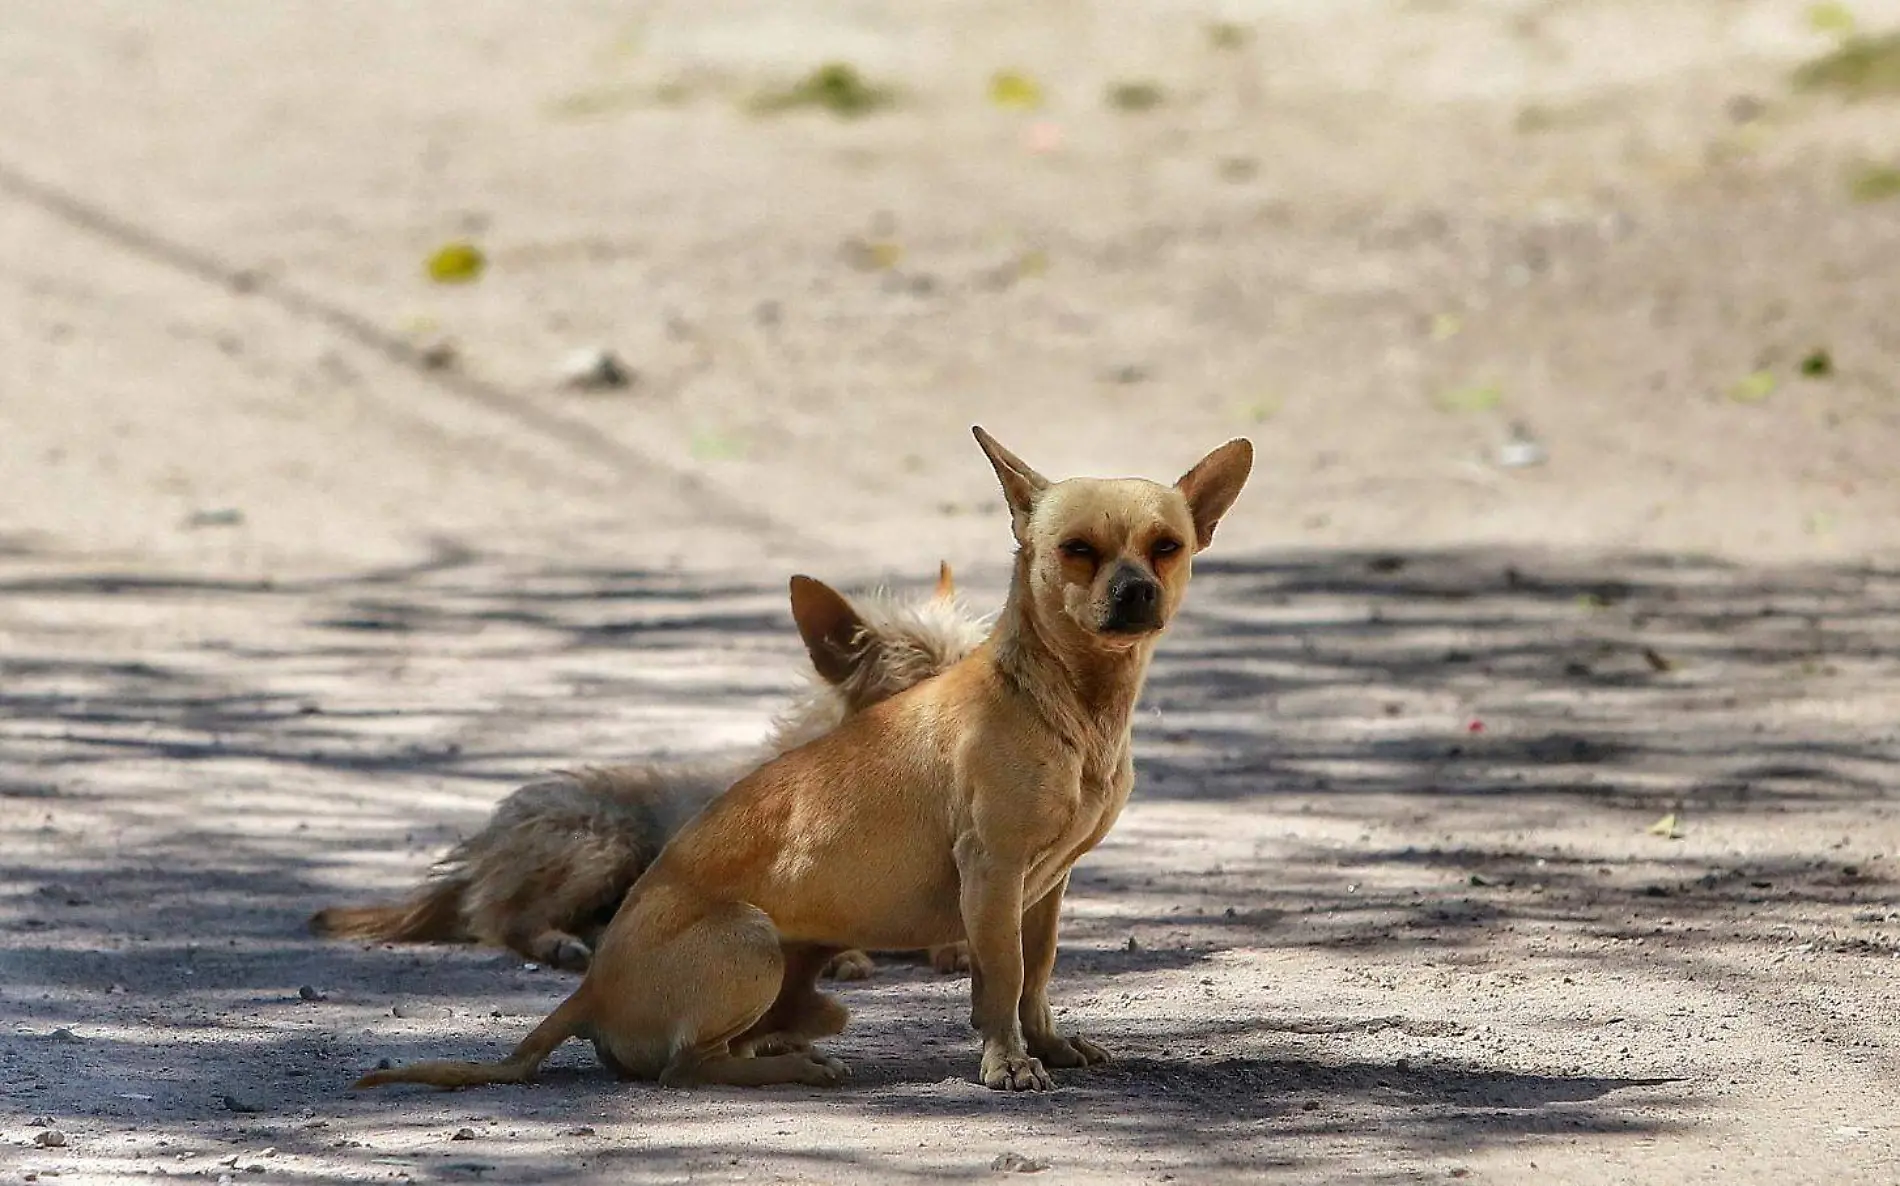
[1, 543, 1894, 1177]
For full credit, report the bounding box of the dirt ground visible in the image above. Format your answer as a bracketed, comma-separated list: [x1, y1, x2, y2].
[4, 1, 1900, 1182]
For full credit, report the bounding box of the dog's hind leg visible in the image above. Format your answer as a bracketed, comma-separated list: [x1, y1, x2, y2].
[472, 861, 629, 972]
[503, 920, 596, 972]
[821, 948, 877, 980]
[661, 1048, 848, 1088]
[928, 943, 971, 973]
[589, 895, 850, 1089]
[736, 943, 850, 1056]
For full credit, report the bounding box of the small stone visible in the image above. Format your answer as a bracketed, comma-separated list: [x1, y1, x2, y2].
[34, 1130, 66, 1148]
[222, 1093, 264, 1114]
[452, 1128, 477, 1141]
[298, 985, 324, 1001]
[183, 508, 245, 529]
[28, 1117, 53, 1127]
[417, 339, 457, 370]
[557, 348, 633, 391]
[391, 1003, 452, 1020]
[1495, 431, 1547, 469]
[562, 1126, 596, 1137]
[991, 1151, 1050, 1173]
[49, 1028, 76, 1041]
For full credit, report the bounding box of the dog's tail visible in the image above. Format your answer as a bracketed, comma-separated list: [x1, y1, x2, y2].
[309, 878, 465, 943]
[352, 991, 590, 1091]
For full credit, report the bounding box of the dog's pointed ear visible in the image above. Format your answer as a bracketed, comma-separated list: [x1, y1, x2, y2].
[934, 560, 956, 600]
[789, 575, 872, 685]
[973, 426, 1050, 543]
[1174, 438, 1254, 552]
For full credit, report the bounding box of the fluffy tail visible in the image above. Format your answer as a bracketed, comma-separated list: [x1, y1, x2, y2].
[352, 991, 590, 1091]
[309, 877, 466, 943]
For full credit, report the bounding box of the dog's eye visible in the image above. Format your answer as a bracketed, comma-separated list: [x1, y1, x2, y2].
[1059, 539, 1097, 560]
[1152, 538, 1183, 560]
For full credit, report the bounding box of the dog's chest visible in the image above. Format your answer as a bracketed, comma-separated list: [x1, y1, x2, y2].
[1025, 748, 1133, 901]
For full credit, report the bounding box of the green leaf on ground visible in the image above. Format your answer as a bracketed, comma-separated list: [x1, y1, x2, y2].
[988, 70, 1043, 111]
[426, 242, 485, 284]
[751, 63, 893, 117]
[1728, 371, 1776, 403]
[1847, 162, 1900, 202]
[1434, 383, 1503, 413]
[1808, 2, 1857, 37]
[1793, 31, 1900, 98]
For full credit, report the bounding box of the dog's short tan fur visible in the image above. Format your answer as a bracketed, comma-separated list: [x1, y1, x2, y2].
[312, 565, 982, 979]
[354, 428, 1250, 1094]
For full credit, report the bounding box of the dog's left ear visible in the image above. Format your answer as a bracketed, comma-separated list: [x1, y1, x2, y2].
[973, 426, 1050, 544]
[1174, 438, 1254, 552]
[934, 560, 956, 600]
[789, 575, 873, 685]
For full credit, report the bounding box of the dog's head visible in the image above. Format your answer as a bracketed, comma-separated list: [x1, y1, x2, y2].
[767, 562, 988, 752]
[973, 427, 1252, 647]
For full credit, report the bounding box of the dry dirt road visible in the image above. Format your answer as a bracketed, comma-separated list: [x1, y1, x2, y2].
[3, 2, 1900, 1183]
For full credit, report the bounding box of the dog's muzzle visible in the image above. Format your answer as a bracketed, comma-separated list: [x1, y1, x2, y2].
[1101, 563, 1162, 634]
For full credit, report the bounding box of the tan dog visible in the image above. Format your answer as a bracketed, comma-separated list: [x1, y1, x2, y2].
[312, 566, 982, 979]
[354, 428, 1251, 1094]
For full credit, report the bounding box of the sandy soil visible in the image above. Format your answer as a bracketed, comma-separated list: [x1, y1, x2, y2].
[4, 2, 1900, 1182]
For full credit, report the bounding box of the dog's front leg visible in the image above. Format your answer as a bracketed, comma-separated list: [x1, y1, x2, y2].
[1019, 873, 1110, 1069]
[957, 839, 1053, 1091]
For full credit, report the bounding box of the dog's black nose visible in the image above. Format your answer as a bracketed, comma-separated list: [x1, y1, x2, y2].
[1102, 564, 1162, 633]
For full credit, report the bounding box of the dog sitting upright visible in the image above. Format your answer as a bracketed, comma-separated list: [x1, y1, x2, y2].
[312, 564, 983, 980]
[354, 428, 1251, 1094]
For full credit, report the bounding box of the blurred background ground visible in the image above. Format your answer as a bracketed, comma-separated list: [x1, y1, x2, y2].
[2, 1, 1899, 1182]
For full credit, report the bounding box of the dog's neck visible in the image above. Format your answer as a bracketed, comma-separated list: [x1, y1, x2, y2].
[992, 553, 1155, 752]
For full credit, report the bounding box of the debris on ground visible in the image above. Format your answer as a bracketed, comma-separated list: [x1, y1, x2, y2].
[751, 63, 892, 117]
[558, 348, 634, 391]
[425, 242, 486, 284]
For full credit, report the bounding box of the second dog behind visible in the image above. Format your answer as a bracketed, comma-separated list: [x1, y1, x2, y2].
[311, 564, 984, 979]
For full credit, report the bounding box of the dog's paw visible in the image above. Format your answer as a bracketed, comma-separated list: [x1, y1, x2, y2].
[928, 942, 971, 974]
[798, 1053, 851, 1087]
[742, 1033, 812, 1058]
[823, 950, 877, 981]
[981, 1051, 1054, 1092]
[1029, 1032, 1111, 1069]
[549, 937, 594, 972]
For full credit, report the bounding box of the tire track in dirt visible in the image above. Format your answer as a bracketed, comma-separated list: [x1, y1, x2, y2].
[0, 157, 833, 560]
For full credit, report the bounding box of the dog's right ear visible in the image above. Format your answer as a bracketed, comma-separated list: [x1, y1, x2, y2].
[934, 560, 956, 600]
[789, 575, 872, 685]
[972, 426, 1050, 544]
